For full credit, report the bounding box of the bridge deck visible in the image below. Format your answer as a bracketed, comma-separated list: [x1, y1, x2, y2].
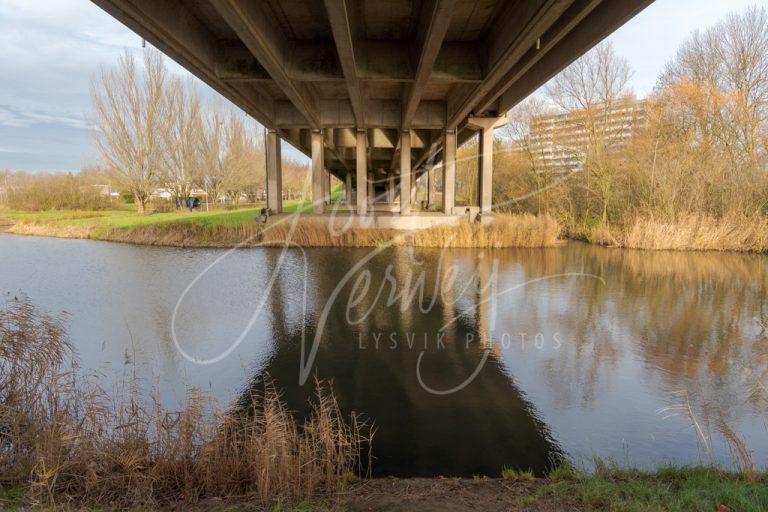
[92, 0, 654, 215]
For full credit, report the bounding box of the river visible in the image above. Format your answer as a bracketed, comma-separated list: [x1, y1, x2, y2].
[1, 234, 767, 476]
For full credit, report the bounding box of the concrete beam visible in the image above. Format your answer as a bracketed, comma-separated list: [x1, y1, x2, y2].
[311, 131, 325, 213]
[402, 0, 457, 129]
[475, 0, 604, 113]
[266, 130, 282, 213]
[447, 0, 573, 128]
[499, 0, 654, 112]
[400, 131, 412, 215]
[211, 0, 321, 129]
[90, 0, 275, 127]
[356, 130, 368, 215]
[325, 0, 365, 127]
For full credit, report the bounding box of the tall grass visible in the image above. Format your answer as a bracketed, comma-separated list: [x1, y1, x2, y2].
[96, 213, 562, 248]
[571, 215, 768, 252]
[0, 298, 369, 508]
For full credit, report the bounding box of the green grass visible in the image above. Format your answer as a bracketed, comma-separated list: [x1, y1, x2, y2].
[0, 487, 23, 511]
[535, 466, 768, 512]
[501, 466, 535, 481]
[0, 187, 352, 234]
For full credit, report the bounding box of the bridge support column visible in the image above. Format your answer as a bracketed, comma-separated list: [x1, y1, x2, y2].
[400, 131, 412, 215]
[324, 170, 331, 205]
[426, 167, 432, 207]
[345, 172, 353, 205]
[478, 127, 493, 213]
[266, 130, 282, 213]
[443, 129, 456, 214]
[469, 116, 506, 214]
[311, 130, 324, 214]
[356, 130, 367, 215]
[367, 172, 374, 205]
[388, 173, 396, 204]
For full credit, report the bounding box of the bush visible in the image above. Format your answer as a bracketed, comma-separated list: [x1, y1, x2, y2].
[2, 171, 113, 211]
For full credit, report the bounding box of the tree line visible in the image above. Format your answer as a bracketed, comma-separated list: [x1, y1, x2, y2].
[491, 5, 768, 243]
[1, 49, 312, 213]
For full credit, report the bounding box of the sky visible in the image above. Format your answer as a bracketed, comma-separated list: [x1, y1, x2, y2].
[0, 0, 765, 172]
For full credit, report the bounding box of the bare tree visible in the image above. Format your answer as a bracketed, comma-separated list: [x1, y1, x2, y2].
[163, 77, 203, 207]
[545, 42, 635, 223]
[90, 49, 172, 214]
[660, 6, 768, 169]
[547, 42, 633, 114]
[200, 110, 227, 208]
[220, 113, 262, 205]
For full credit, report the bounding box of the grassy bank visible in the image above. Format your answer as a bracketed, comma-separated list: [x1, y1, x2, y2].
[6, 206, 768, 253]
[4, 466, 764, 511]
[1, 208, 562, 249]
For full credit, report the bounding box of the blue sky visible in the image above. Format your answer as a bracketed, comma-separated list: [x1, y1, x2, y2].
[0, 0, 765, 171]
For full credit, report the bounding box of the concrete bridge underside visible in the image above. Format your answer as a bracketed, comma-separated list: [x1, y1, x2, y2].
[93, 0, 654, 217]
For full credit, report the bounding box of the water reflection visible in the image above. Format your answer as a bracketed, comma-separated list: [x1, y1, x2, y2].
[249, 247, 562, 476]
[1, 235, 767, 474]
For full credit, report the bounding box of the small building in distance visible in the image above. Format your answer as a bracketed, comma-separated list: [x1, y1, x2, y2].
[528, 97, 647, 174]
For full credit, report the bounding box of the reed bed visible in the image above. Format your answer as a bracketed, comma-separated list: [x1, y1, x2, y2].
[96, 213, 563, 249]
[577, 215, 768, 253]
[0, 298, 369, 509]
[622, 215, 768, 252]
[412, 213, 561, 248]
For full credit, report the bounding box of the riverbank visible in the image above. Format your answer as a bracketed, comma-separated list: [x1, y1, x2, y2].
[4, 207, 768, 253]
[2, 467, 766, 511]
[1, 208, 562, 248]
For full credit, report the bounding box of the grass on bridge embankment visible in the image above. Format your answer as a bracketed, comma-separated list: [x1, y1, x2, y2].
[0, 205, 563, 249]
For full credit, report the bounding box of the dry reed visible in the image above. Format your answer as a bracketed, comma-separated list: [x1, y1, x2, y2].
[99, 213, 563, 249]
[0, 298, 369, 509]
[622, 215, 768, 252]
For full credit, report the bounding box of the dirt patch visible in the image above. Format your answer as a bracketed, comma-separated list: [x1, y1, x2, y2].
[331, 477, 576, 512]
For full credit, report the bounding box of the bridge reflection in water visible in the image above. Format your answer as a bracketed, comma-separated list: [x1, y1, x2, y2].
[240, 247, 562, 477]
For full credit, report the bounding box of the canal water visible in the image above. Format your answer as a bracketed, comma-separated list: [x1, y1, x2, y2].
[2, 234, 767, 476]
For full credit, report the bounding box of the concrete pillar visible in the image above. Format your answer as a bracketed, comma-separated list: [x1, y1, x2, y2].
[400, 130, 412, 215]
[345, 172, 353, 205]
[356, 130, 367, 215]
[311, 130, 324, 214]
[388, 173, 396, 204]
[367, 172, 374, 205]
[478, 125, 494, 213]
[266, 130, 282, 213]
[426, 167, 432, 207]
[323, 169, 330, 204]
[443, 129, 456, 214]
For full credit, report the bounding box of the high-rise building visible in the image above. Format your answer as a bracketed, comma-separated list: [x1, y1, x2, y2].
[527, 98, 647, 173]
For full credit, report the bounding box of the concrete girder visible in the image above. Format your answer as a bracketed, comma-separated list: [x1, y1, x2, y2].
[324, 0, 365, 127]
[210, 0, 321, 129]
[90, 0, 275, 127]
[498, 0, 656, 112]
[447, 0, 575, 128]
[401, 0, 457, 130]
